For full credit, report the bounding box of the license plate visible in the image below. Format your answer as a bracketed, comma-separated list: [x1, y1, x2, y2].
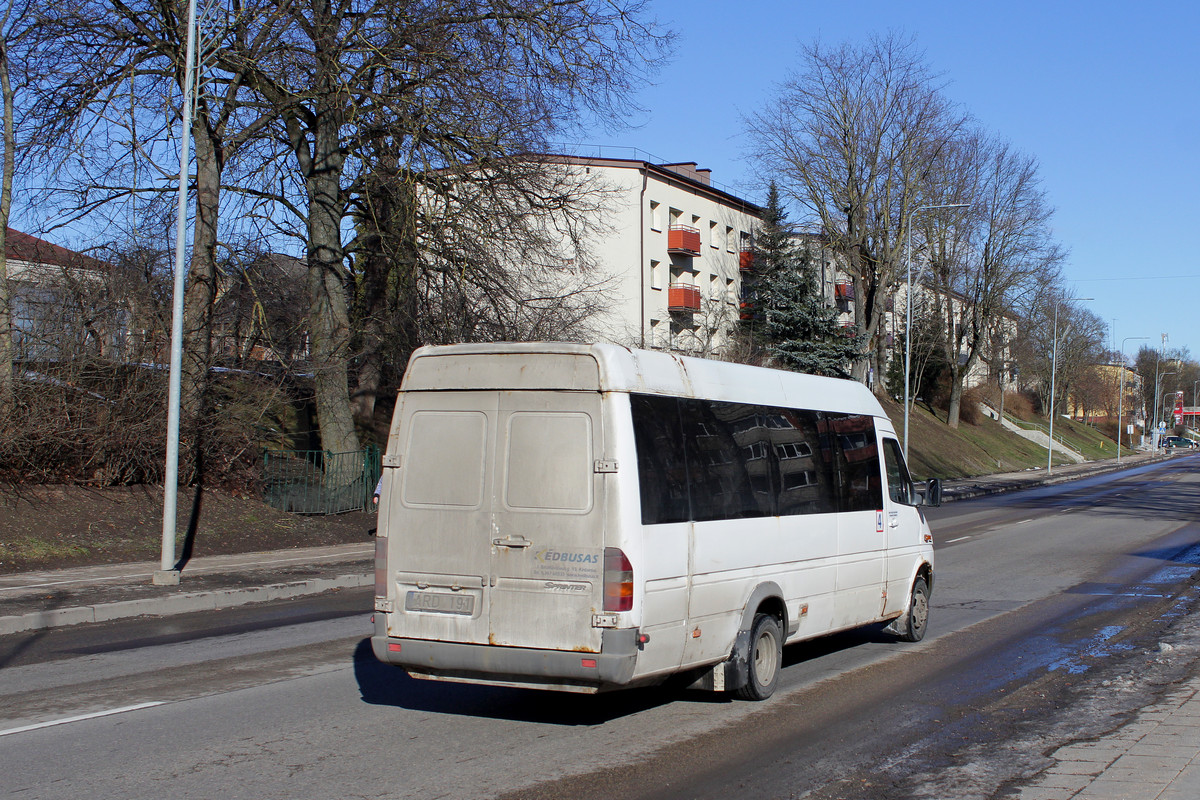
[405, 590, 475, 615]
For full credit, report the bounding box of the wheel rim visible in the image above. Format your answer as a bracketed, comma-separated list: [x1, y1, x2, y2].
[753, 629, 778, 686]
[911, 589, 928, 635]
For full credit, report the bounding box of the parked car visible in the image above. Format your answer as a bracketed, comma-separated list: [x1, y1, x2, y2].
[1162, 436, 1198, 449]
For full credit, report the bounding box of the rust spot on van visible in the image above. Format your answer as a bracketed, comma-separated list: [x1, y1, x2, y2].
[571, 645, 601, 653]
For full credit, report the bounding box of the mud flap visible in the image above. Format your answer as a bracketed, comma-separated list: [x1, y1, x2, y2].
[687, 627, 753, 693]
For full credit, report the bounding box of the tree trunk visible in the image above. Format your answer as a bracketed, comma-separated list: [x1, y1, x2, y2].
[179, 116, 221, 479]
[0, 39, 14, 402]
[305, 119, 359, 461]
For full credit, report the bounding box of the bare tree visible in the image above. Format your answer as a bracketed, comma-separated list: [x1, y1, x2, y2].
[745, 32, 965, 386]
[206, 0, 671, 455]
[921, 131, 1064, 427]
[0, 0, 37, 401]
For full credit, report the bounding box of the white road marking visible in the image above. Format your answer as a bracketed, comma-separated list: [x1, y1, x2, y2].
[0, 702, 165, 737]
[945, 536, 972, 544]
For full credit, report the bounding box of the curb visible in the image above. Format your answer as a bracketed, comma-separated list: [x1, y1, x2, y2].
[0, 572, 371, 636]
[940, 454, 1170, 503]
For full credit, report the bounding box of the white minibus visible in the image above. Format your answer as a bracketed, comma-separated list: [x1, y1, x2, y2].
[371, 343, 939, 700]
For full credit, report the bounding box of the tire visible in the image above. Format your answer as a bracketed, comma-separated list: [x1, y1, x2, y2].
[735, 613, 782, 701]
[896, 577, 930, 643]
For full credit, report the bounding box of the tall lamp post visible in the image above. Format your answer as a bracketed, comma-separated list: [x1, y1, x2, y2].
[1116, 336, 1148, 463]
[904, 202, 969, 459]
[1193, 381, 1199, 430]
[1153, 371, 1176, 442]
[1047, 297, 1093, 475]
[155, 0, 199, 586]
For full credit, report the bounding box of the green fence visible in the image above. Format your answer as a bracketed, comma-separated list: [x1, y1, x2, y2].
[262, 446, 381, 515]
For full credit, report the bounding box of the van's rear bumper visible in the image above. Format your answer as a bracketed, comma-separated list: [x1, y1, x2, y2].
[371, 628, 640, 692]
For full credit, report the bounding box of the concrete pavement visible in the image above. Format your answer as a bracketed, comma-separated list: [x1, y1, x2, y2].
[1, 449, 1193, 799]
[0, 542, 373, 636]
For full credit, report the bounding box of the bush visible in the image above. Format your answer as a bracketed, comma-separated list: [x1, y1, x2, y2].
[959, 387, 983, 425]
[1004, 391, 1035, 420]
[0, 360, 295, 491]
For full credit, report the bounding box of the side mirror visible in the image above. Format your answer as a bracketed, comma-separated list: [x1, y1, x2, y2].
[922, 478, 943, 508]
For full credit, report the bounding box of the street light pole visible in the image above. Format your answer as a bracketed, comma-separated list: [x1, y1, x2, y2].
[155, 0, 199, 587]
[1116, 336, 1148, 463]
[904, 202, 968, 460]
[1185, 381, 1195, 431]
[1047, 296, 1093, 475]
[1154, 370, 1175, 443]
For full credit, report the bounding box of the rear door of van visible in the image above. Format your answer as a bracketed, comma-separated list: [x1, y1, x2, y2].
[388, 389, 606, 655]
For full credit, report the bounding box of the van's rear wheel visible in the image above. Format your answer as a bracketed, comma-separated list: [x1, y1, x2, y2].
[895, 577, 929, 643]
[736, 613, 782, 700]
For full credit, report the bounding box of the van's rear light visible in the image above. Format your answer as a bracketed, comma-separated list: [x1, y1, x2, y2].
[603, 547, 633, 612]
[374, 536, 388, 597]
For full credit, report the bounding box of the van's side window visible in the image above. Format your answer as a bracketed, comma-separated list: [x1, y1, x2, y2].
[827, 413, 882, 512]
[631, 394, 867, 524]
[683, 400, 777, 521]
[776, 409, 838, 516]
[882, 437, 914, 505]
[630, 394, 690, 524]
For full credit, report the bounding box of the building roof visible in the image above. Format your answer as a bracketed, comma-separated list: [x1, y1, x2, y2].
[6, 228, 107, 272]
[525, 153, 765, 216]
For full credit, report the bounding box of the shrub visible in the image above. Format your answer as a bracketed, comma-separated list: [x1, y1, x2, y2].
[959, 387, 983, 425]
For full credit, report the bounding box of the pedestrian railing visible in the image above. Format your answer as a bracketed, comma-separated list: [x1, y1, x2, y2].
[262, 445, 381, 515]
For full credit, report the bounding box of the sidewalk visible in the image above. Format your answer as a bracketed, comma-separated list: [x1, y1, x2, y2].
[1015, 675, 1200, 800]
[0, 542, 373, 636]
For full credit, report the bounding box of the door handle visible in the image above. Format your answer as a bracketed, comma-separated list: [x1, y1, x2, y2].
[493, 536, 532, 548]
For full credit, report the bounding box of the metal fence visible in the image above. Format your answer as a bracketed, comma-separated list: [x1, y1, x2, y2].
[262, 446, 381, 515]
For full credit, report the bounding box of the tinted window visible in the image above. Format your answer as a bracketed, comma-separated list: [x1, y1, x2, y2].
[827, 413, 882, 512]
[776, 409, 838, 516]
[631, 394, 851, 523]
[882, 437, 914, 505]
[630, 395, 690, 524]
[683, 400, 777, 521]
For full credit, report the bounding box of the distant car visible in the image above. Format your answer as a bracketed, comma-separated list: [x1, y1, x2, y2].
[1162, 436, 1198, 449]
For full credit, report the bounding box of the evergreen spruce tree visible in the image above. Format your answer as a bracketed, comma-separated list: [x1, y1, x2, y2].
[743, 183, 865, 379]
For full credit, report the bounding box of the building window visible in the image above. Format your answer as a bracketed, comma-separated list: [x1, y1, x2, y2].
[650, 201, 662, 231]
[650, 259, 662, 290]
[726, 226, 735, 253]
[710, 221, 720, 249]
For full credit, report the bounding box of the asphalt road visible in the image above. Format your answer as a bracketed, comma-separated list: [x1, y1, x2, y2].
[3, 456, 1200, 800]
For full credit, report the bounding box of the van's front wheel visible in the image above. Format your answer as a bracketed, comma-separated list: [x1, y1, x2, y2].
[895, 577, 930, 643]
[736, 614, 782, 700]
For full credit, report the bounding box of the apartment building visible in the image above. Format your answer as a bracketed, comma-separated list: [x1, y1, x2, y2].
[539, 155, 763, 354]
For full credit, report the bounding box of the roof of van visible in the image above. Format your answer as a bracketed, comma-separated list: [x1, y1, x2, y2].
[403, 342, 886, 419]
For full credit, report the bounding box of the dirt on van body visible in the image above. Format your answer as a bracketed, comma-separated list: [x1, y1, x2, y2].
[0, 484, 375, 574]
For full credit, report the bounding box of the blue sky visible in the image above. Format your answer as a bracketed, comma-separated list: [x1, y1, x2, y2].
[589, 0, 1200, 362]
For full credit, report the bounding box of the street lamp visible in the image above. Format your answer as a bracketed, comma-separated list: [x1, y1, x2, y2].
[904, 202, 969, 459]
[1153, 370, 1176, 442]
[156, 0, 199, 587]
[1047, 297, 1093, 475]
[1116, 336, 1148, 463]
[1161, 389, 1181, 434]
[1193, 380, 1199, 430]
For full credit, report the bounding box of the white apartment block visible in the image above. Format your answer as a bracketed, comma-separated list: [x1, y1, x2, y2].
[544, 155, 763, 354]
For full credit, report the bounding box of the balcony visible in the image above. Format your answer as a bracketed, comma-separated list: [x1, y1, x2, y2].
[667, 225, 702, 256]
[834, 281, 854, 300]
[668, 283, 701, 313]
[739, 249, 754, 271]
